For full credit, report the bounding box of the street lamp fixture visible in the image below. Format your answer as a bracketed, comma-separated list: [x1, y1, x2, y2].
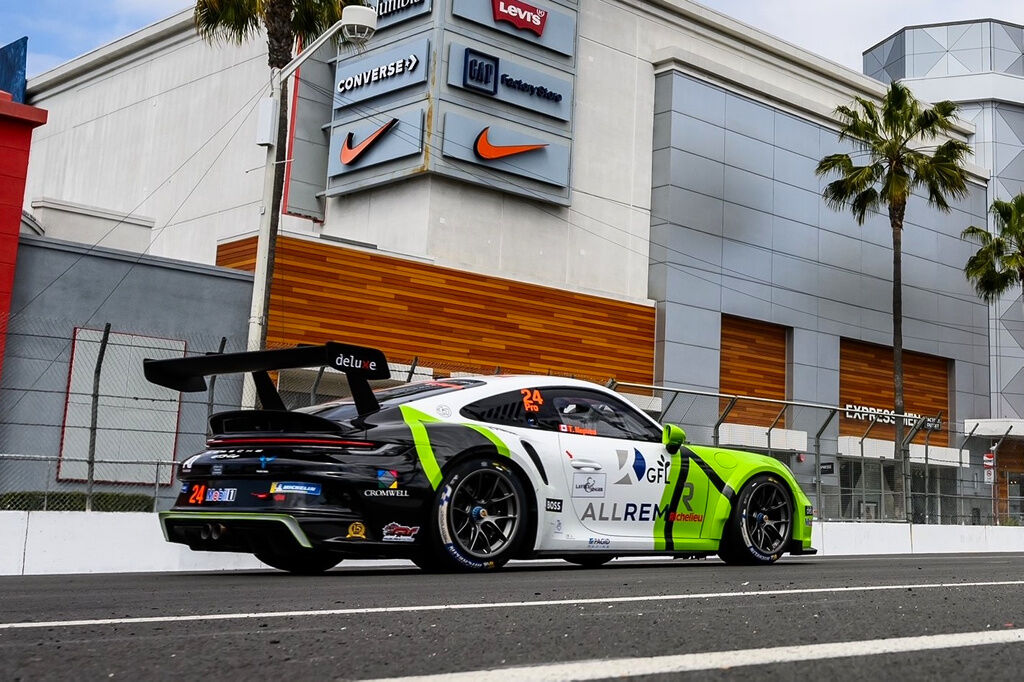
[244, 5, 377, 406]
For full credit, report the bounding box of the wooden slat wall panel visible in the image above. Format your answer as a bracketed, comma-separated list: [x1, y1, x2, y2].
[217, 236, 655, 383]
[839, 339, 950, 447]
[719, 315, 787, 427]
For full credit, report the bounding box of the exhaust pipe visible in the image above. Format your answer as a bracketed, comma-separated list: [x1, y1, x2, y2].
[199, 523, 212, 540]
[210, 523, 227, 540]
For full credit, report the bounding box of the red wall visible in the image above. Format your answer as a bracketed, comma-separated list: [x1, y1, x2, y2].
[0, 90, 47, 382]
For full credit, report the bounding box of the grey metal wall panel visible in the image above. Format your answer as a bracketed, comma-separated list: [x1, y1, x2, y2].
[451, 0, 577, 57]
[650, 70, 991, 438]
[286, 42, 335, 221]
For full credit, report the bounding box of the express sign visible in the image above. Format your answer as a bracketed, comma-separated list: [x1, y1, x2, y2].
[492, 0, 547, 36]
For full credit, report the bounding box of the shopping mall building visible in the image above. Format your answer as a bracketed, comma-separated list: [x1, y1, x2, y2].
[4, 1, 1024, 520]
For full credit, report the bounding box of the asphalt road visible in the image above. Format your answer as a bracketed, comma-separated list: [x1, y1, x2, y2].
[3, 554, 1024, 681]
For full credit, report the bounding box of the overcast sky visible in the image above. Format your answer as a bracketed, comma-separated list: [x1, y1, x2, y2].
[3, 0, 1024, 78]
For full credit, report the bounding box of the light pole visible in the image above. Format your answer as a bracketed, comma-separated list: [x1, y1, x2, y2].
[243, 5, 376, 406]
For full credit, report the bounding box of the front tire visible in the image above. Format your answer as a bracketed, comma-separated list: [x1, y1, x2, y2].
[254, 548, 342, 575]
[718, 474, 792, 565]
[427, 457, 529, 571]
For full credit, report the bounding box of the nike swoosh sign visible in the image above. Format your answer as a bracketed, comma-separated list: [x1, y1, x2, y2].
[341, 118, 399, 165]
[473, 127, 548, 160]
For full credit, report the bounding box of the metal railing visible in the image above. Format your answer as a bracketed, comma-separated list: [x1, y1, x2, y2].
[0, 454, 180, 512]
[614, 381, 1014, 525]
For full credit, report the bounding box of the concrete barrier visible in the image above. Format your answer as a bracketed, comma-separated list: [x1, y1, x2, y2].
[4, 511, 1024, 576]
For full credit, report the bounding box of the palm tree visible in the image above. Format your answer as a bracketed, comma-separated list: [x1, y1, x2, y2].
[816, 81, 971, 519]
[193, 0, 356, 347]
[962, 194, 1024, 308]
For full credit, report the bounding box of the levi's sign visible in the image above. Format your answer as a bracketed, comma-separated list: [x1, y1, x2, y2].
[333, 38, 430, 109]
[492, 0, 547, 36]
[451, 0, 576, 57]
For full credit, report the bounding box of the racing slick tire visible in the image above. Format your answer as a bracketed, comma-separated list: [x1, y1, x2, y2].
[718, 474, 793, 566]
[425, 457, 529, 572]
[564, 555, 613, 568]
[254, 548, 343, 575]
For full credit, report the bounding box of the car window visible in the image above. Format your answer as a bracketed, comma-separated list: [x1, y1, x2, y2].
[546, 388, 662, 442]
[461, 388, 551, 429]
[299, 379, 484, 421]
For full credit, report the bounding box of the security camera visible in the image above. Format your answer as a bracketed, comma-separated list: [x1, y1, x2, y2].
[341, 5, 377, 44]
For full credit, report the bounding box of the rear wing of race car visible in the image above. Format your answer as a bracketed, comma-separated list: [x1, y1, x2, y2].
[143, 342, 390, 416]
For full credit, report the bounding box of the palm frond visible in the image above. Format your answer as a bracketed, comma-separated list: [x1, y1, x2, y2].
[194, 0, 263, 44]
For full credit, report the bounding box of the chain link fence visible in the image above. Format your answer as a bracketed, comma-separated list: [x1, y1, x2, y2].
[1, 317, 1018, 522]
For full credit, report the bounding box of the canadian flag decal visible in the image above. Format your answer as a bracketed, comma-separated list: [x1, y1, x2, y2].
[491, 0, 548, 37]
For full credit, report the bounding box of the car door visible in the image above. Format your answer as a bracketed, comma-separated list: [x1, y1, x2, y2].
[458, 386, 567, 495]
[549, 388, 708, 549]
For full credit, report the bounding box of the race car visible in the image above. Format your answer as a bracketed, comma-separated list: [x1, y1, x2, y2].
[146, 342, 815, 574]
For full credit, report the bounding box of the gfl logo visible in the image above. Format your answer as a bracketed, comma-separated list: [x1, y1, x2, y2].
[632, 449, 671, 484]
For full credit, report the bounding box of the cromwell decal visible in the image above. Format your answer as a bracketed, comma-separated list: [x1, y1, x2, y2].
[491, 0, 547, 36]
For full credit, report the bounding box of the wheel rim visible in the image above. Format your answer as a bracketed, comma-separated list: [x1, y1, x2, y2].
[448, 468, 520, 559]
[742, 481, 791, 556]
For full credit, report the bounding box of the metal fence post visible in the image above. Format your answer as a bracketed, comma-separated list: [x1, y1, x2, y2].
[206, 337, 227, 435]
[152, 462, 161, 513]
[958, 424, 978, 525]
[86, 323, 112, 513]
[813, 409, 838, 520]
[857, 415, 878, 520]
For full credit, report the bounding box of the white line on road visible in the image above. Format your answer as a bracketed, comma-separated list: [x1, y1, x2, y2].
[361, 628, 1024, 681]
[1, 579, 1022, 631]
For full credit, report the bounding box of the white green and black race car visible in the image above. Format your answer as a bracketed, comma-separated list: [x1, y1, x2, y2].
[146, 342, 816, 574]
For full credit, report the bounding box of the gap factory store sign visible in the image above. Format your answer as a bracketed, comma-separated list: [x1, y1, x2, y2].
[448, 44, 572, 121]
[452, 0, 577, 57]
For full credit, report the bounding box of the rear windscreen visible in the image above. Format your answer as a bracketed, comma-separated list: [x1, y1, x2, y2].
[296, 378, 484, 422]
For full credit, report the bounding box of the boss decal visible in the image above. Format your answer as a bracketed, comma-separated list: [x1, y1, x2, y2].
[545, 498, 563, 512]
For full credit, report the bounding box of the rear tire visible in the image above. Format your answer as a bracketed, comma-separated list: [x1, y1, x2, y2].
[718, 474, 792, 566]
[254, 548, 342, 575]
[425, 457, 529, 572]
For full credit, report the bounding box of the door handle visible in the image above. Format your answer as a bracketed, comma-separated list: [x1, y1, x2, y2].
[571, 459, 603, 471]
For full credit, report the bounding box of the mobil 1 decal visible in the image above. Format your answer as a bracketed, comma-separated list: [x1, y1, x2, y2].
[447, 44, 573, 121]
[451, 0, 577, 57]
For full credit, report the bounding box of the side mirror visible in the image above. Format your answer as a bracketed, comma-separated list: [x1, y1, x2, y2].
[663, 424, 686, 454]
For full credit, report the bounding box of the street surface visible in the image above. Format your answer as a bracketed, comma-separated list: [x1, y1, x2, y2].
[3, 554, 1024, 680]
